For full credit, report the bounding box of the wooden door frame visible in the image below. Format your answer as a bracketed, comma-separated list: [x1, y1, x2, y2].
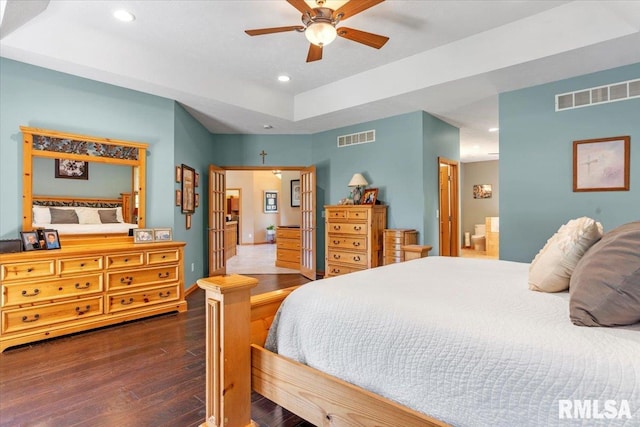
[438, 157, 459, 257]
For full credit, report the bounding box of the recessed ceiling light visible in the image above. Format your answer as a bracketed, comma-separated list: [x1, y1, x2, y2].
[488, 127, 499, 132]
[113, 9, 135, 22]
[277, 75, 291, 82]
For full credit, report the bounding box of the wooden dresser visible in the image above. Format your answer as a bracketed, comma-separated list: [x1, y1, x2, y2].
[225, 221, 238, 260]
[275, 227, 301, 269]
[383, 228, 418, 265]
[325, 205, 387, 277]
[0, 240, 187, 352]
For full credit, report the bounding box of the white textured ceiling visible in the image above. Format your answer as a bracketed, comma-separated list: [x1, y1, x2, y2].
[1, 0, 639, 162]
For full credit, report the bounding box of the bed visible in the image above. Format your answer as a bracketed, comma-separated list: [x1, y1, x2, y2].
[197, 253, 640, 426]
[32, 195, 138, 236]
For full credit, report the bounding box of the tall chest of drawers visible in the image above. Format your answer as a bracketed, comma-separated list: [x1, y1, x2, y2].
[325, 205, 387, 277]
[383, 229, 418, 264]
[0, 241, 187, 352]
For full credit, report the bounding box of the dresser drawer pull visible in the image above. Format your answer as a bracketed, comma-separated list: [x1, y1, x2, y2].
[75, 282, 91, 290]
[27, 267, 34, 273]
[22, 314, 40, 323]
[332, 254, 341, 259]
[158, 272, 170, 279]
[75, 305, 91, 315]
[124, 258, 129, 263]
[331, 268, 341, 274]
[21, 289, 40, 297]
[161, 255, 167, 259]
[352, 242, 361, 247]
[159, 291, 171, 298]
[353, 226, 362, 231]
[333, 225, 341, 231]
[120, 276, 133, 285]
[120, 298, 134, 306]
[353, 256, 361, 262]
[79, 263, 85, 267]
[332, 240, 340, 245]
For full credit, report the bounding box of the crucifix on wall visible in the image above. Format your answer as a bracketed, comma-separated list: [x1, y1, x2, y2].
[260, 150, 267, 164]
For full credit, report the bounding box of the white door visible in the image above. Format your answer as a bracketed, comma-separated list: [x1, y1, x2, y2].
[208, 165, 226, 276]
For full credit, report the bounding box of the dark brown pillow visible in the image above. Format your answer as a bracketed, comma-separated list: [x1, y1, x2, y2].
[49, 208, 79, 224]
[98, 209, 119, 223]
[569, 222, 640, 327]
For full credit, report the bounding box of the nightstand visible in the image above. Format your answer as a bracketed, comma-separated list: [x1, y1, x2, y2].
[401, 244, 432, 261]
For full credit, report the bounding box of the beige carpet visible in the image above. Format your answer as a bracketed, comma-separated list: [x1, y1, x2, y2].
[226, 243, 299, 274]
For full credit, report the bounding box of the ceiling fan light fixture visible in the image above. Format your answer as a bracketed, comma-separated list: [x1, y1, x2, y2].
[305, 21, 337, 46]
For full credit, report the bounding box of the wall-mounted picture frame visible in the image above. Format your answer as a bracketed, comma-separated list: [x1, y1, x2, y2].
[133, 228, 154, 243]
[153, 228, 173, 242]
[473, 184, 492, 199]
[175, 190, 181, 206]
[181, 164, 196, 213]
[186, 214, 192, 230]
[264, 190, 278, 213]
[290, 179, 300, 207]
[195, 173, 200, 187]
[195, 193, 200, 207]
[573, 136, 630, 192]
[20, 231, 43, 251]
[55, 159, 89, 180]
[175, 165, 182, 183]
[43, 229, 61, 250]
[361, 188, 378, 205]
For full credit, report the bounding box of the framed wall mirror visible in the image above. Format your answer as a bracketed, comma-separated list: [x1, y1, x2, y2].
[21, 126, 148, 240]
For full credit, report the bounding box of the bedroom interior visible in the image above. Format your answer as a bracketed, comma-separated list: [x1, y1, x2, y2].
[1, 0, 639, 425]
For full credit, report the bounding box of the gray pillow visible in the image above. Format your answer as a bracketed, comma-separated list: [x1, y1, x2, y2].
[98, 209, 119, 223]
[569, 222, 640, 327]
[49, 208, 79, 224]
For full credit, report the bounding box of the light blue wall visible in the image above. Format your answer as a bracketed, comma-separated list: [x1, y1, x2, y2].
[173, 103, 216, 286]
[500, 63, 640, 262]
[212, 134, 312, 166]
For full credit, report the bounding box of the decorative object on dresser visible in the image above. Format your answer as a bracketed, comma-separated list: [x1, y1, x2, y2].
[0, 240, 187, 352]
[133, 228, 154, 243]
[402, 244, 432, 261]
[383, 228, 418, 265]
[347, 173, 368, 204]
[20, 231, 43, 251]
[325, 204, 387, 277]
[153, 228, 173, 242]
[276, 226, 301, 269]
[361, 187, 378, 205]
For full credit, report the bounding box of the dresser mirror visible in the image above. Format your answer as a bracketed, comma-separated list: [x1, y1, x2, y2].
[21, 126, 148, 240]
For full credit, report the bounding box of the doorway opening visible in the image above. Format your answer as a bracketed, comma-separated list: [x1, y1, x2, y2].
[438, 157, 459, 257]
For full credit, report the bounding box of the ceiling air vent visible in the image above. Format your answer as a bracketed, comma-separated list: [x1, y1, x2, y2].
[337, 129, 375, 148]
[556, 78, 640, 111]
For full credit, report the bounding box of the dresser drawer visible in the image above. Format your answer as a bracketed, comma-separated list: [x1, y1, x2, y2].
[346, 209, 369, 220]
[106, 265, 179, 291]
[278, 239, 300, 251]
[326, 263, 364, 277]
[2, 273, 103, 307]
[384, 248, 404, 258]
[2, 296, 103, 334]
[327, 235, 366, 250]
[277, 249, 300, 264]
[276, 228, 300, 240]
[327, 250, 368, 267]
[327, 222, 367, 235]
[105, 252, 144, 269]
[146, 249, 180, 265]
[384, 235, 406, 246]
[326, 209, 347, 220]
[1, 260, 55, 282]
[107, 284, 180, 313]
[59, 256, 103, 275]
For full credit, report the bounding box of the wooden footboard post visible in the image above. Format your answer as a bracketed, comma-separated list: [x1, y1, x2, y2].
[197, 274, 258, 427]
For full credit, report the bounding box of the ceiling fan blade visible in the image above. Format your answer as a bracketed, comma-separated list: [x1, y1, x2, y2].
[333, 0, 384, 21]
[337, 27, 389, 49]
[306, 44, 323, 62]
[245, 26, 304, 36]
[287, 0, 314, 15]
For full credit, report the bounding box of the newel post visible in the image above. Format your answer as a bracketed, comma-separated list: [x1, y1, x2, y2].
[197, 274, 258, 427]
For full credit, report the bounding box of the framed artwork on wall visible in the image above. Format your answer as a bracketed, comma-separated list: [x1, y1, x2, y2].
[181, 164, 196, 213]
[55, 159, 88, 180]
[473, 184, 492, 199]
[290, 179, 300, 207]
[573, 136, 630, 192]
[264, 190, 278, 213]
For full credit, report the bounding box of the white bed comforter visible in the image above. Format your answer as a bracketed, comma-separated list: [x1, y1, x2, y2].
[266, 257, 640, 426]
[33, 223, 138, 234]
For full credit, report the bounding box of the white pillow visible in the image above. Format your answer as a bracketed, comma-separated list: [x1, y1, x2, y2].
[33, 205, 51, 224]
[116, 206, 124, 223]
[528, 217, 603, 293]
[76, 207, 102, 224]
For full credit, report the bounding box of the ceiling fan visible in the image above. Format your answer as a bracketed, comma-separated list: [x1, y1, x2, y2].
[245, 0, 389, 62]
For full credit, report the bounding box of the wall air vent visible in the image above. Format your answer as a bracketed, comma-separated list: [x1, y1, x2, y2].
[556, 78, 640, 111]
[337, 129, 375, 148]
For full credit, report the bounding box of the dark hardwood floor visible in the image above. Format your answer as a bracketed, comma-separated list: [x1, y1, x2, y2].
[0, 274, 313, 427]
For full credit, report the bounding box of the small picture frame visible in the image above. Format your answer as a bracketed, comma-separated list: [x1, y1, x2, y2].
[153, 228, 173, 242]
[175, 166, 182, 183]
[55, 159, 89, 180]
[21, 231, 43, 251]
[175, 190, 182, 206]
[573, 136, 630, 192]
[195, 173, 200, 187]
[195, 193, 200, 207]
[290, 179, 300, 207]
[263, 190, 278, 213]
[473, 184, 492, 199]
[43, 229, 61, 250]
[181, 164, 196, 214]
[361, 188, 378, 205]
[186, 214, 192, 230]
[133, 228, 154, 243]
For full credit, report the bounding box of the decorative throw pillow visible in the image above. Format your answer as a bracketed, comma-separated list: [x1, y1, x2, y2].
[98, 209, 119, 223]
[76, 207, 102, 224]
[528, 217, 603, 292]
[50, 207, 79, 224]
[33, 205, 52, 223]
[569, 222, 640, 327]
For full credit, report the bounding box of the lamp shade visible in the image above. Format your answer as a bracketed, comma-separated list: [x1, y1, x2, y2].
[305, 21, 337, 46]
[348, 173, 368, 187]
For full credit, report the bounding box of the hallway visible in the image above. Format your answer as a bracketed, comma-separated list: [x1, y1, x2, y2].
[226, 244, 299, 275]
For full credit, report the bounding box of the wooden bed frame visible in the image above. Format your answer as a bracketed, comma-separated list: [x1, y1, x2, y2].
[197, 275, 449, 427]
